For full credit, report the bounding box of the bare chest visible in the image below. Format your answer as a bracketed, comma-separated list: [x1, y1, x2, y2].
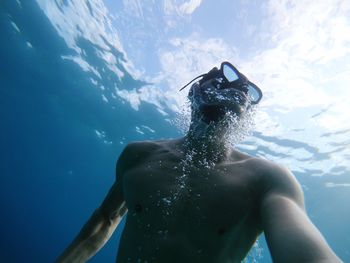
[122, 157, 260, 233]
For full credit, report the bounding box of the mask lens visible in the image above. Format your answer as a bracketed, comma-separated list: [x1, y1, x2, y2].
[247, 83, 261, 104]
[223, 64, 239, 82]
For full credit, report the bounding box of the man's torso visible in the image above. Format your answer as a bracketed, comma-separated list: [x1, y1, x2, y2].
[116, 139, 266, 263]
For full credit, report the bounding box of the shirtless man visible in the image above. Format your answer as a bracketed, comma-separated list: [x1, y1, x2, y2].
[57, 62, 342, 263]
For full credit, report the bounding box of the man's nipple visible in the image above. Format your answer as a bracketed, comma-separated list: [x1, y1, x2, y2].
[217, 227, 226, 236]
[134, 203, 143, 213]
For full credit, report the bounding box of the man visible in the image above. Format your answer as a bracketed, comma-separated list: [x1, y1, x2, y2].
[57, 62, 342, 263]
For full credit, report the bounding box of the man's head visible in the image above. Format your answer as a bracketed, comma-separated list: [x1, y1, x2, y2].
[181, 62, 262, 124]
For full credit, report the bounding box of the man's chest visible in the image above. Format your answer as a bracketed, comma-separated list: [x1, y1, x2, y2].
[122, 158, 259, 230]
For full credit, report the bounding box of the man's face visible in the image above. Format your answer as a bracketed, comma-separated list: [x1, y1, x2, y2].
[189, 79, 250, 123]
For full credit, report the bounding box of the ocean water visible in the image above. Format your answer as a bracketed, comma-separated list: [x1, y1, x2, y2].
[1, 1, 349, 262]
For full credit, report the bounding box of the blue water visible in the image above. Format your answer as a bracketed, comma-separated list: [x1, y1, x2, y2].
[1, 1, 349, 262]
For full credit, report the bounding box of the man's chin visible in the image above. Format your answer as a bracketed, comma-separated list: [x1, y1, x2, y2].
[199, 105, 244, 123]
[198, 105, 225, 123]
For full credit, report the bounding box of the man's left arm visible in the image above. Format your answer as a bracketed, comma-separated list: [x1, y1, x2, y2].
[260, 164, 342, 263]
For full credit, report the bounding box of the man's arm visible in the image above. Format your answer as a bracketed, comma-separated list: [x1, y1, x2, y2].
[260, 164, 342, 263]
[56, 180, 127, 263]
[56, 143, 137, 263]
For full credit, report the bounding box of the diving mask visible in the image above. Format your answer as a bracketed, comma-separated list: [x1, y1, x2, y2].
[180, 61, 262, 105]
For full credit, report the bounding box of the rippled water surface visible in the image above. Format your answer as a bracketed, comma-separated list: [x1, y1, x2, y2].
[1, 1, 350, 262]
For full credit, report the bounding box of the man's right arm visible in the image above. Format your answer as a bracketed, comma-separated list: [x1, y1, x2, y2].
[55, 144, 135, 263]
[56, 180, 127, 263]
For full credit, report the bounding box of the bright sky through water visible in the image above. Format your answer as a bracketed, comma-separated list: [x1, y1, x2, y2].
[102, 0, 350, 175]
[38, 0, 350, 176]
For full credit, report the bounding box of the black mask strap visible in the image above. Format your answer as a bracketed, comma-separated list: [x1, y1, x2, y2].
[179, 73, 206, 91]
[179, 67, 220, 91]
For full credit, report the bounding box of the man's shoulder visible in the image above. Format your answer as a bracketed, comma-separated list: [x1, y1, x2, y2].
[116, 141, 157, 175]
[116, 138, 181, 175]
[237, 154, 290, 177]
[230, 152, 302, 197]
[229, 150, 278, 171]
[123, 140, 160, 151]
[118, 138, 181, 163]
[246, 156, 304, 206]
[123, 138, 180, 153]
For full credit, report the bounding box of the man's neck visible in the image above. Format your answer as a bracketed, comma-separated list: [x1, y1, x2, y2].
[182, 118, 232, 164]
